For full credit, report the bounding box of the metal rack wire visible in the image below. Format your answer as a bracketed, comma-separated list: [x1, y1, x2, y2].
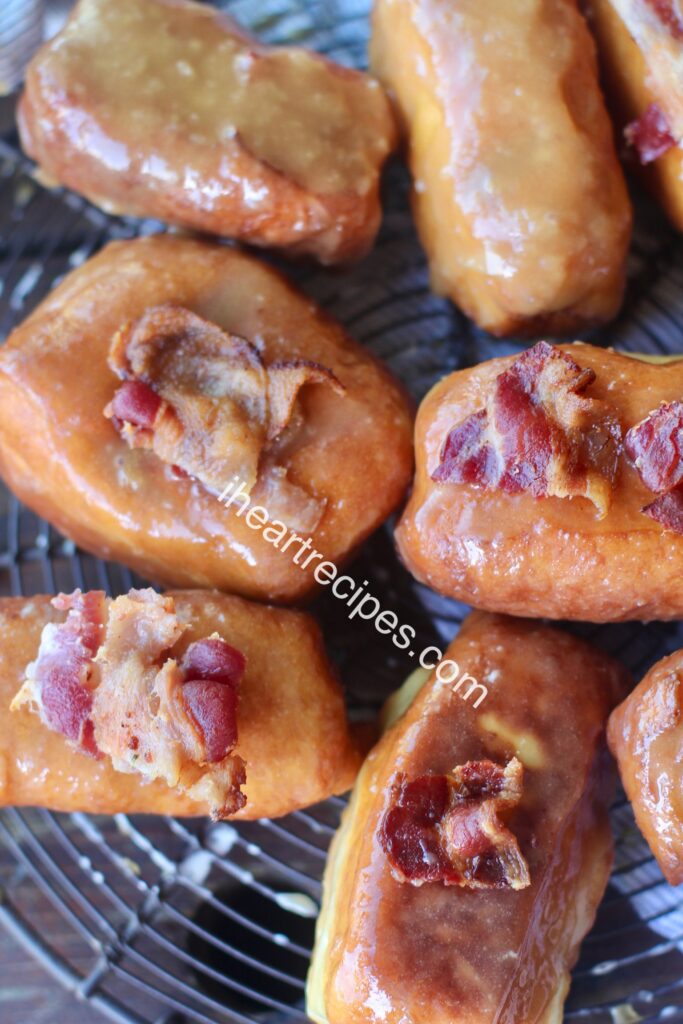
[1, 2, 683, 1021]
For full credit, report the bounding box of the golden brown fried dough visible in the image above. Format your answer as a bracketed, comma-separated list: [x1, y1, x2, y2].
[0, 590, 359, 818]
[396, 342, 683, 622]
[588, 0, 683, 230]
[608, 648, 683, 885]
[371, 0, 631, 337]
[307, 612, 627, 1024]
[0, 236, 414, 602]
[18, 0, 397, 264]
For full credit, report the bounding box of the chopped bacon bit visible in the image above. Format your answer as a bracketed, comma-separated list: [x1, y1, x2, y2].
[379, 758, 530, 890]
[108, 380, 162, 431]
[182, 638, 246, 688]
[433, 342, 620, 517]
[180, 638, 245, 763]
[434, 409, 497, 486]
[625, 104, 676, 165]
[643, 485, 683, 532]
[182, 681, 239, 762]
[625, 402, 683, 533]
[104, 305, 344, 510]
[645, 0, 683, 39]
[625, 401, 683, 493]
[11, 590, 106, 757]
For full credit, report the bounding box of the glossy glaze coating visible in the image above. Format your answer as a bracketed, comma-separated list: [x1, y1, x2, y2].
[371, 0, 631, 337]
[18, 0, 397, 263]
[601, 0, 683, 137]
[588, 0, 683, 230]
[608, 648, 683, 884]
[0, 236, 414, 602]
[396, 343, 683, 621]
[0, 591, 360, 817]
[307, 613, 626, 1024]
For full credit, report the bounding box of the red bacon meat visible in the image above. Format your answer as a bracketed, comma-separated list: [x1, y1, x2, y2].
[379, 757, 530, 890]
[625, 400, 683, 533]
[433, 342, 621, 517]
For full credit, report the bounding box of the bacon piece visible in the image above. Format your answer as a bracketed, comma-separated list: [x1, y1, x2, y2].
[108, 379, 162, 431]
[625, 103, 676, 165]
[624, 402, 683, 533]
[643, 485, 683, 532]
[625, 400, 683, 492]
[11, 590, 106, 757]
[181, 637, 246, 687]
[379, 758, 530, 890]
[11, 588, 247, 817]
[266, 359, 345, 441]
[433, 342, 620, 517]
[182, 682, 239, 763]
[104, 305, 344, 495]
[181, 637, 245, 762]
[645, 0, 683, 39]
[91, 590, 245, 817]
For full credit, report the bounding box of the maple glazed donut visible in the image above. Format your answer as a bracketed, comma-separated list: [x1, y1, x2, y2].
[307, 612, 628, 1024]
[396, 341, 683, 622]
[0, 235, 414, 603]
[18, 0, 397, 263]
[371, 0, 632, 337]
[608, 644, 683, 885]
[0, 589, 360, 819]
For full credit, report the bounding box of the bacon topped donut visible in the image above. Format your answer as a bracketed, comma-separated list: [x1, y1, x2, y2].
[588, 0, 683, 228]
[625, 400, 683, 532]
[380, 757, 529, 890]
[0, 590, 360, 819]
[104, 304, 344, 528]
[12, 588, 247, 818]
[307, 613, 627, 1024]
[605, 0, 683, 140]
[433, 342, 620, 517]
[396, 343, 683, 621]
[0, 236, 414, 602]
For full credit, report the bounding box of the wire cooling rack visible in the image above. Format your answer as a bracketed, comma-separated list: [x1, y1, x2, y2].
[2, 2, 683, 1021]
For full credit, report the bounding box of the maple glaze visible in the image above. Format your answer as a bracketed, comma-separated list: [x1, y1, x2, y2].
[19, 0, 396, 262]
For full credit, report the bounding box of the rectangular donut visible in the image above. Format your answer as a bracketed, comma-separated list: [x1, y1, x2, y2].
[0, 589, 360, 819]
[18, 0, 397, 263]
[307, 612, 628, 1024]
[397, 341, 683, 622]
[371, 0, 631, 336]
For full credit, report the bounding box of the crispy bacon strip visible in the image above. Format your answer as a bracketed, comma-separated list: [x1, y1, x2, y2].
[104, 305, 344, 500]
[379, 758, 530, 890]
[11, 590, 106, 757]
[433, 342, 620, 517]
[625, 400, 683, 532]
[625, 104, 677, 165]
[11, 588, 246, 818]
